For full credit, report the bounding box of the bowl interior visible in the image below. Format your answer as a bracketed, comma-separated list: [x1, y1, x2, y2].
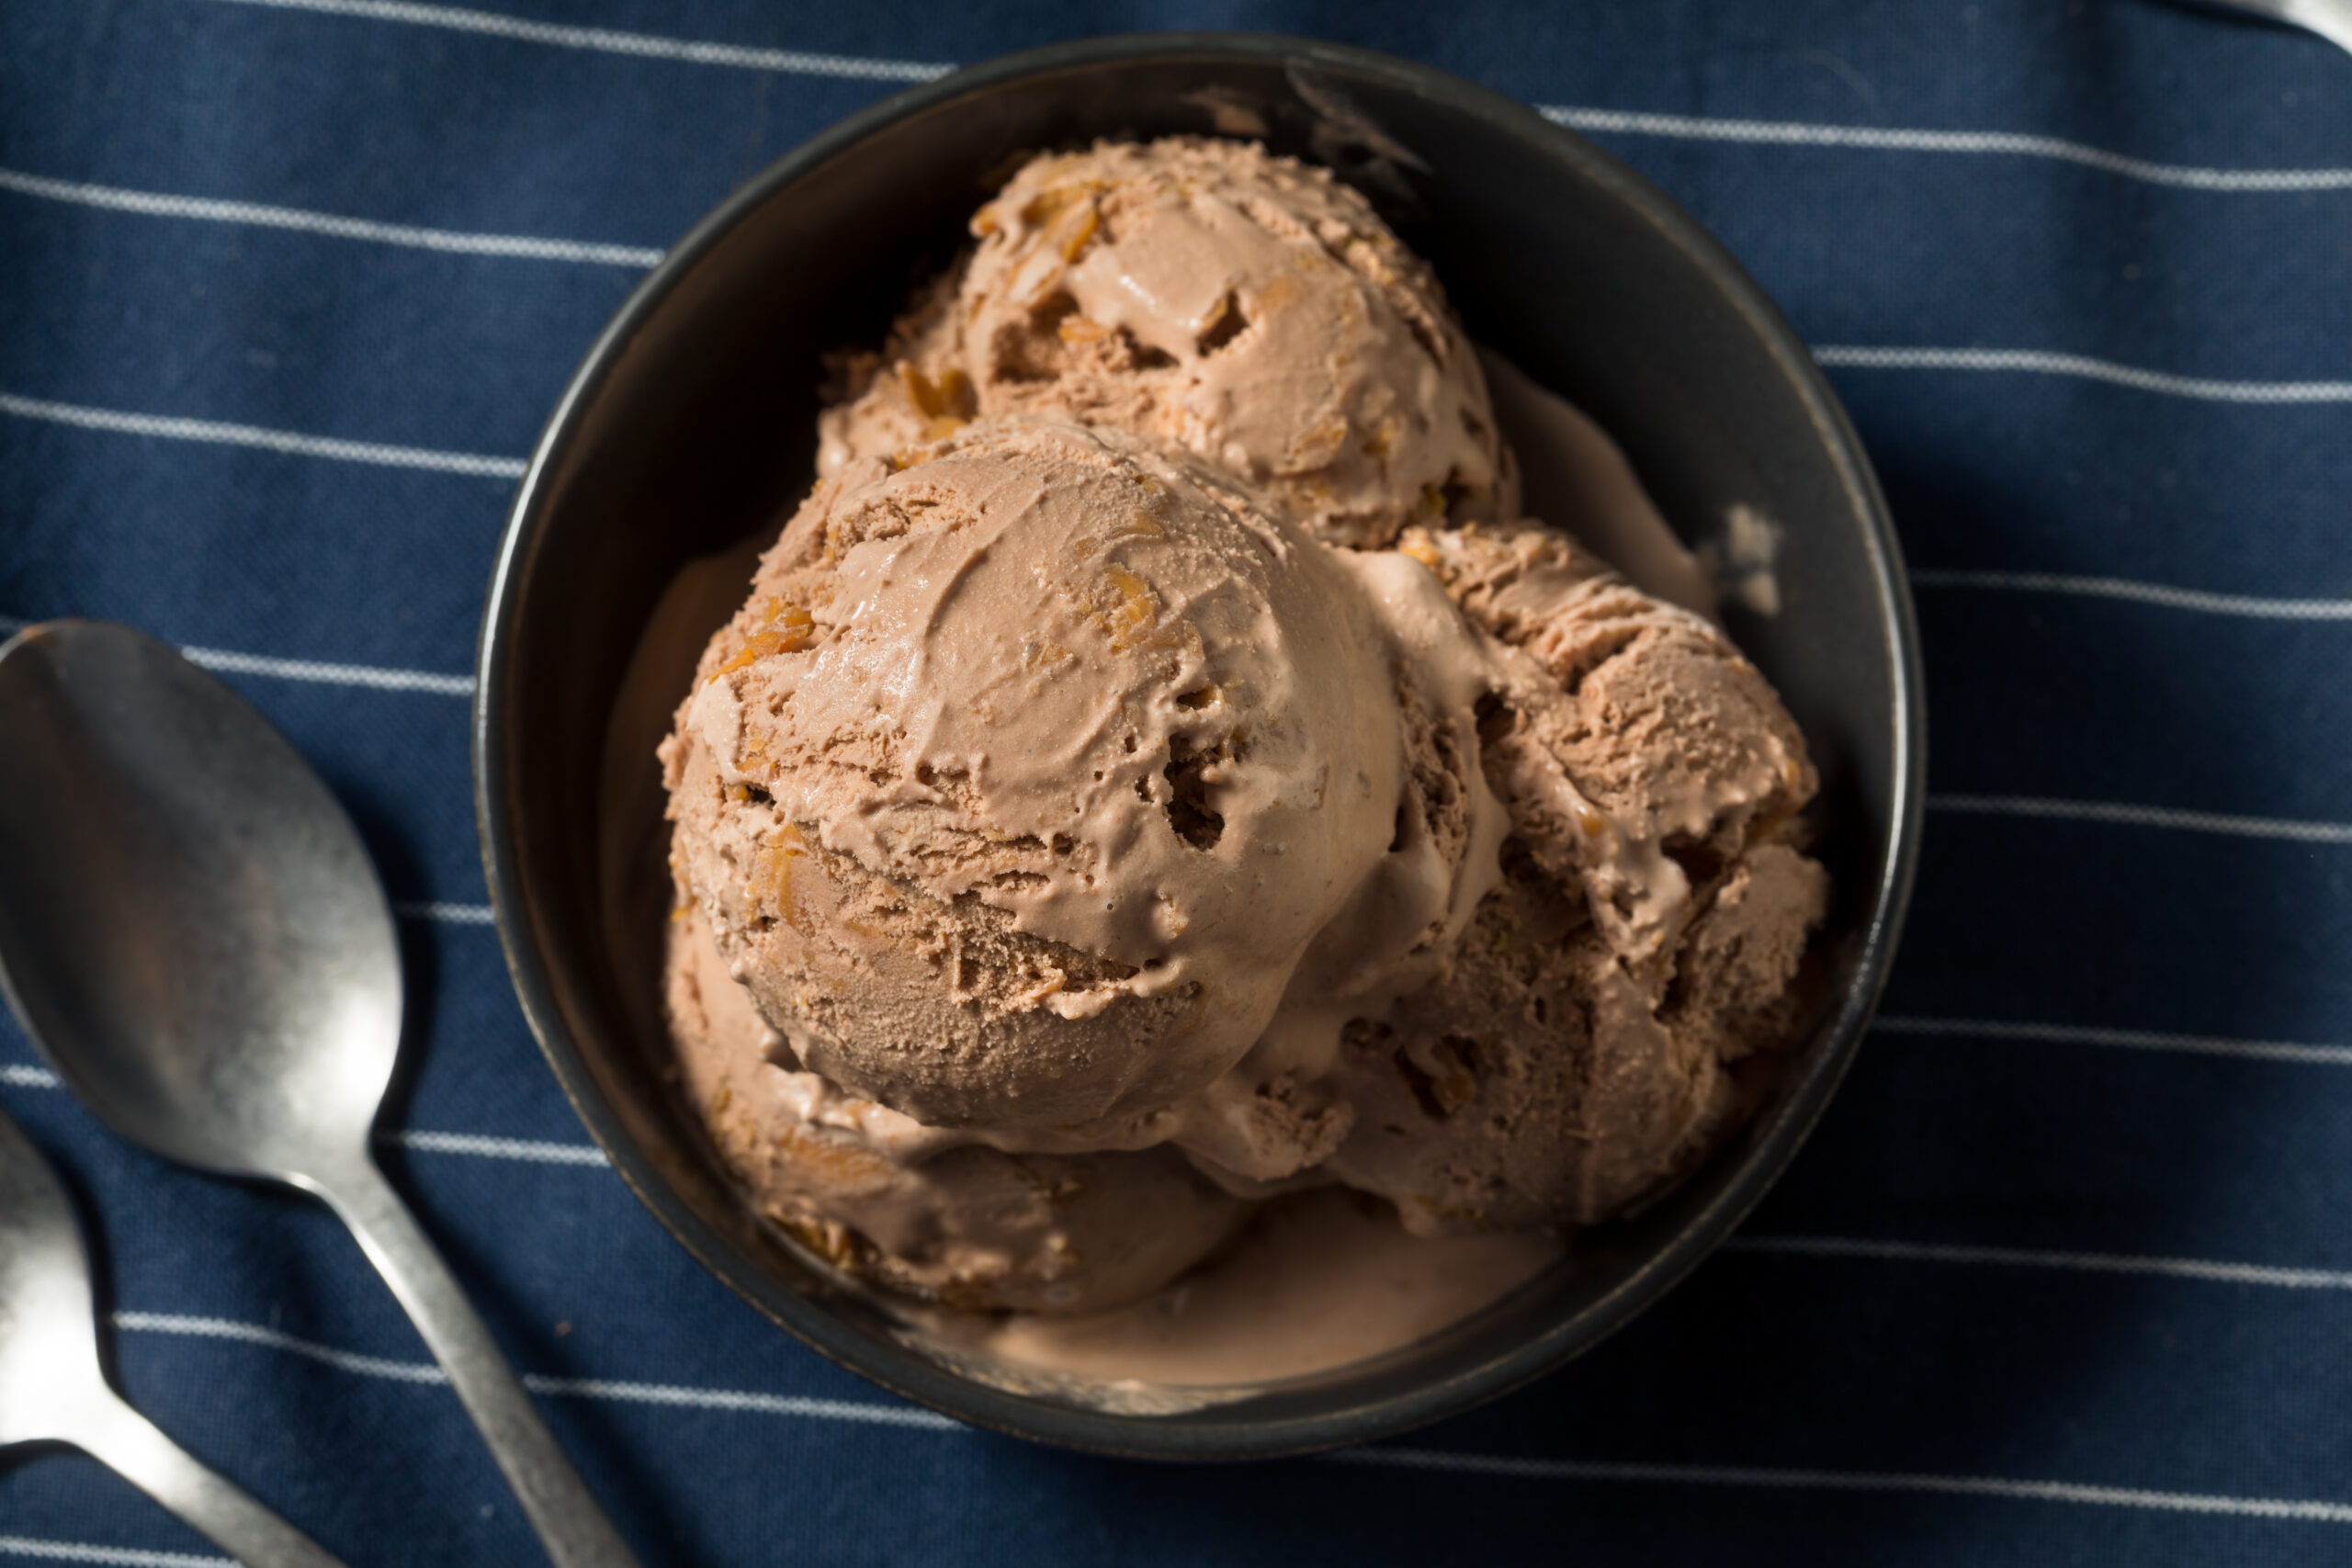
[479, 35, 1920, 1460]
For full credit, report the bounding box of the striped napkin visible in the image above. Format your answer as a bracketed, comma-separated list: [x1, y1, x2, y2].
[4, 2, 2348, 1563]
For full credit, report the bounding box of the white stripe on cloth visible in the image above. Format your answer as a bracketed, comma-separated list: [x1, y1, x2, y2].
[6, 1047, 571, 1177]
[109, 1312, 951, 1425]
[158, 9, 2352, 197]
[1724, 1236, 2352, 1292]
[0, 618, 474, 695]
[96, 1311, 2352, 1517]
[0, 1537, 232, 1568]
[1908, 570, 2352, 620]
[390, 900, 496, 923]
[1327, 1449, 2352, 1523]
[184, 645, 473, 695]
[388, 1129, 608, 1166]
[1874, 1015, 2352, 1067]
[1928, 795, 2352, 846]
[111, 1313, 447, 1382]
[199, 0, 954, 79]
[525, 1376, 959, 1429]
[1814, 346, 2352, 404]
[1539, 106, 2352, 193]
[1, 1067, 608, 1165]
[0, 166, 661, 267]
[0, 392, 526, 478]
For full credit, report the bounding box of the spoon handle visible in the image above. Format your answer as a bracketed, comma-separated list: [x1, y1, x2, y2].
[65, 1383, 349, 1568]
[317, 1154, 641, 1568]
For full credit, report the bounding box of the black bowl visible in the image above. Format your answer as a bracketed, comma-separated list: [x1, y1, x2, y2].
[474, 32, 1926, 1460]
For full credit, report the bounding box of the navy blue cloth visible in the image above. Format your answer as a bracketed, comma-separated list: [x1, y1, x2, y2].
[5, 2, 2351, 1563]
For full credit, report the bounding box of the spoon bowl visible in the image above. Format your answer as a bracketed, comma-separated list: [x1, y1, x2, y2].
[0, 620, 399, 1180]
[0, 621, 639, 1568]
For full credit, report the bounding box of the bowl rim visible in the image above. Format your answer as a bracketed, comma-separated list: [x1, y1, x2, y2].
[474, 28, 1927, 1461]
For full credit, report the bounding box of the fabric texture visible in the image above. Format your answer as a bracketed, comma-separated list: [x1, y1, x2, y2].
[4, 2, 2350, 1562]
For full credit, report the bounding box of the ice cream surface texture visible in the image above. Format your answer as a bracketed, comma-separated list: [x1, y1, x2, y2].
[665, 901, 1250, 1313]
[657, 138, 1829, 1327]
[662, 420, 1496, 1147]
[819, 137, 1515, 549]
[1327, 523, 1826, 1235]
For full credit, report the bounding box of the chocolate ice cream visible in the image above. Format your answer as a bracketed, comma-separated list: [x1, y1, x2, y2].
[665, 900, 1249, 1313]
[1325, 523, 1826, 1235]
[654, 138, 1828, 1331]
[819, 137, 1515, 549]
[662, 420, 1491, 1149]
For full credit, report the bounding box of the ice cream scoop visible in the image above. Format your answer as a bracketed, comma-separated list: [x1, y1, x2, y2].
[664, 901, 1250, 1313]
[819, 137, 1516, 549]
[1324, 525, 1827, 1235]
[663, 419, 1417, 1138]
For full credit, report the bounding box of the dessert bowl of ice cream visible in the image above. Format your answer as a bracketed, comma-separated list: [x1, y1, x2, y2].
[475, 32, 1925, 1459]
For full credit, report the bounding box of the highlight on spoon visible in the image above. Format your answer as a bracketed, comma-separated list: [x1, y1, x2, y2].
[0, 619, 404, 1181]
[0, 1101, 107, 1450]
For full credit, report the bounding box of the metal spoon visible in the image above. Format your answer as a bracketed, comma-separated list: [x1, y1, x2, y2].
[0, 621, 639, 1568]
[0, 1103, 347, 1567]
